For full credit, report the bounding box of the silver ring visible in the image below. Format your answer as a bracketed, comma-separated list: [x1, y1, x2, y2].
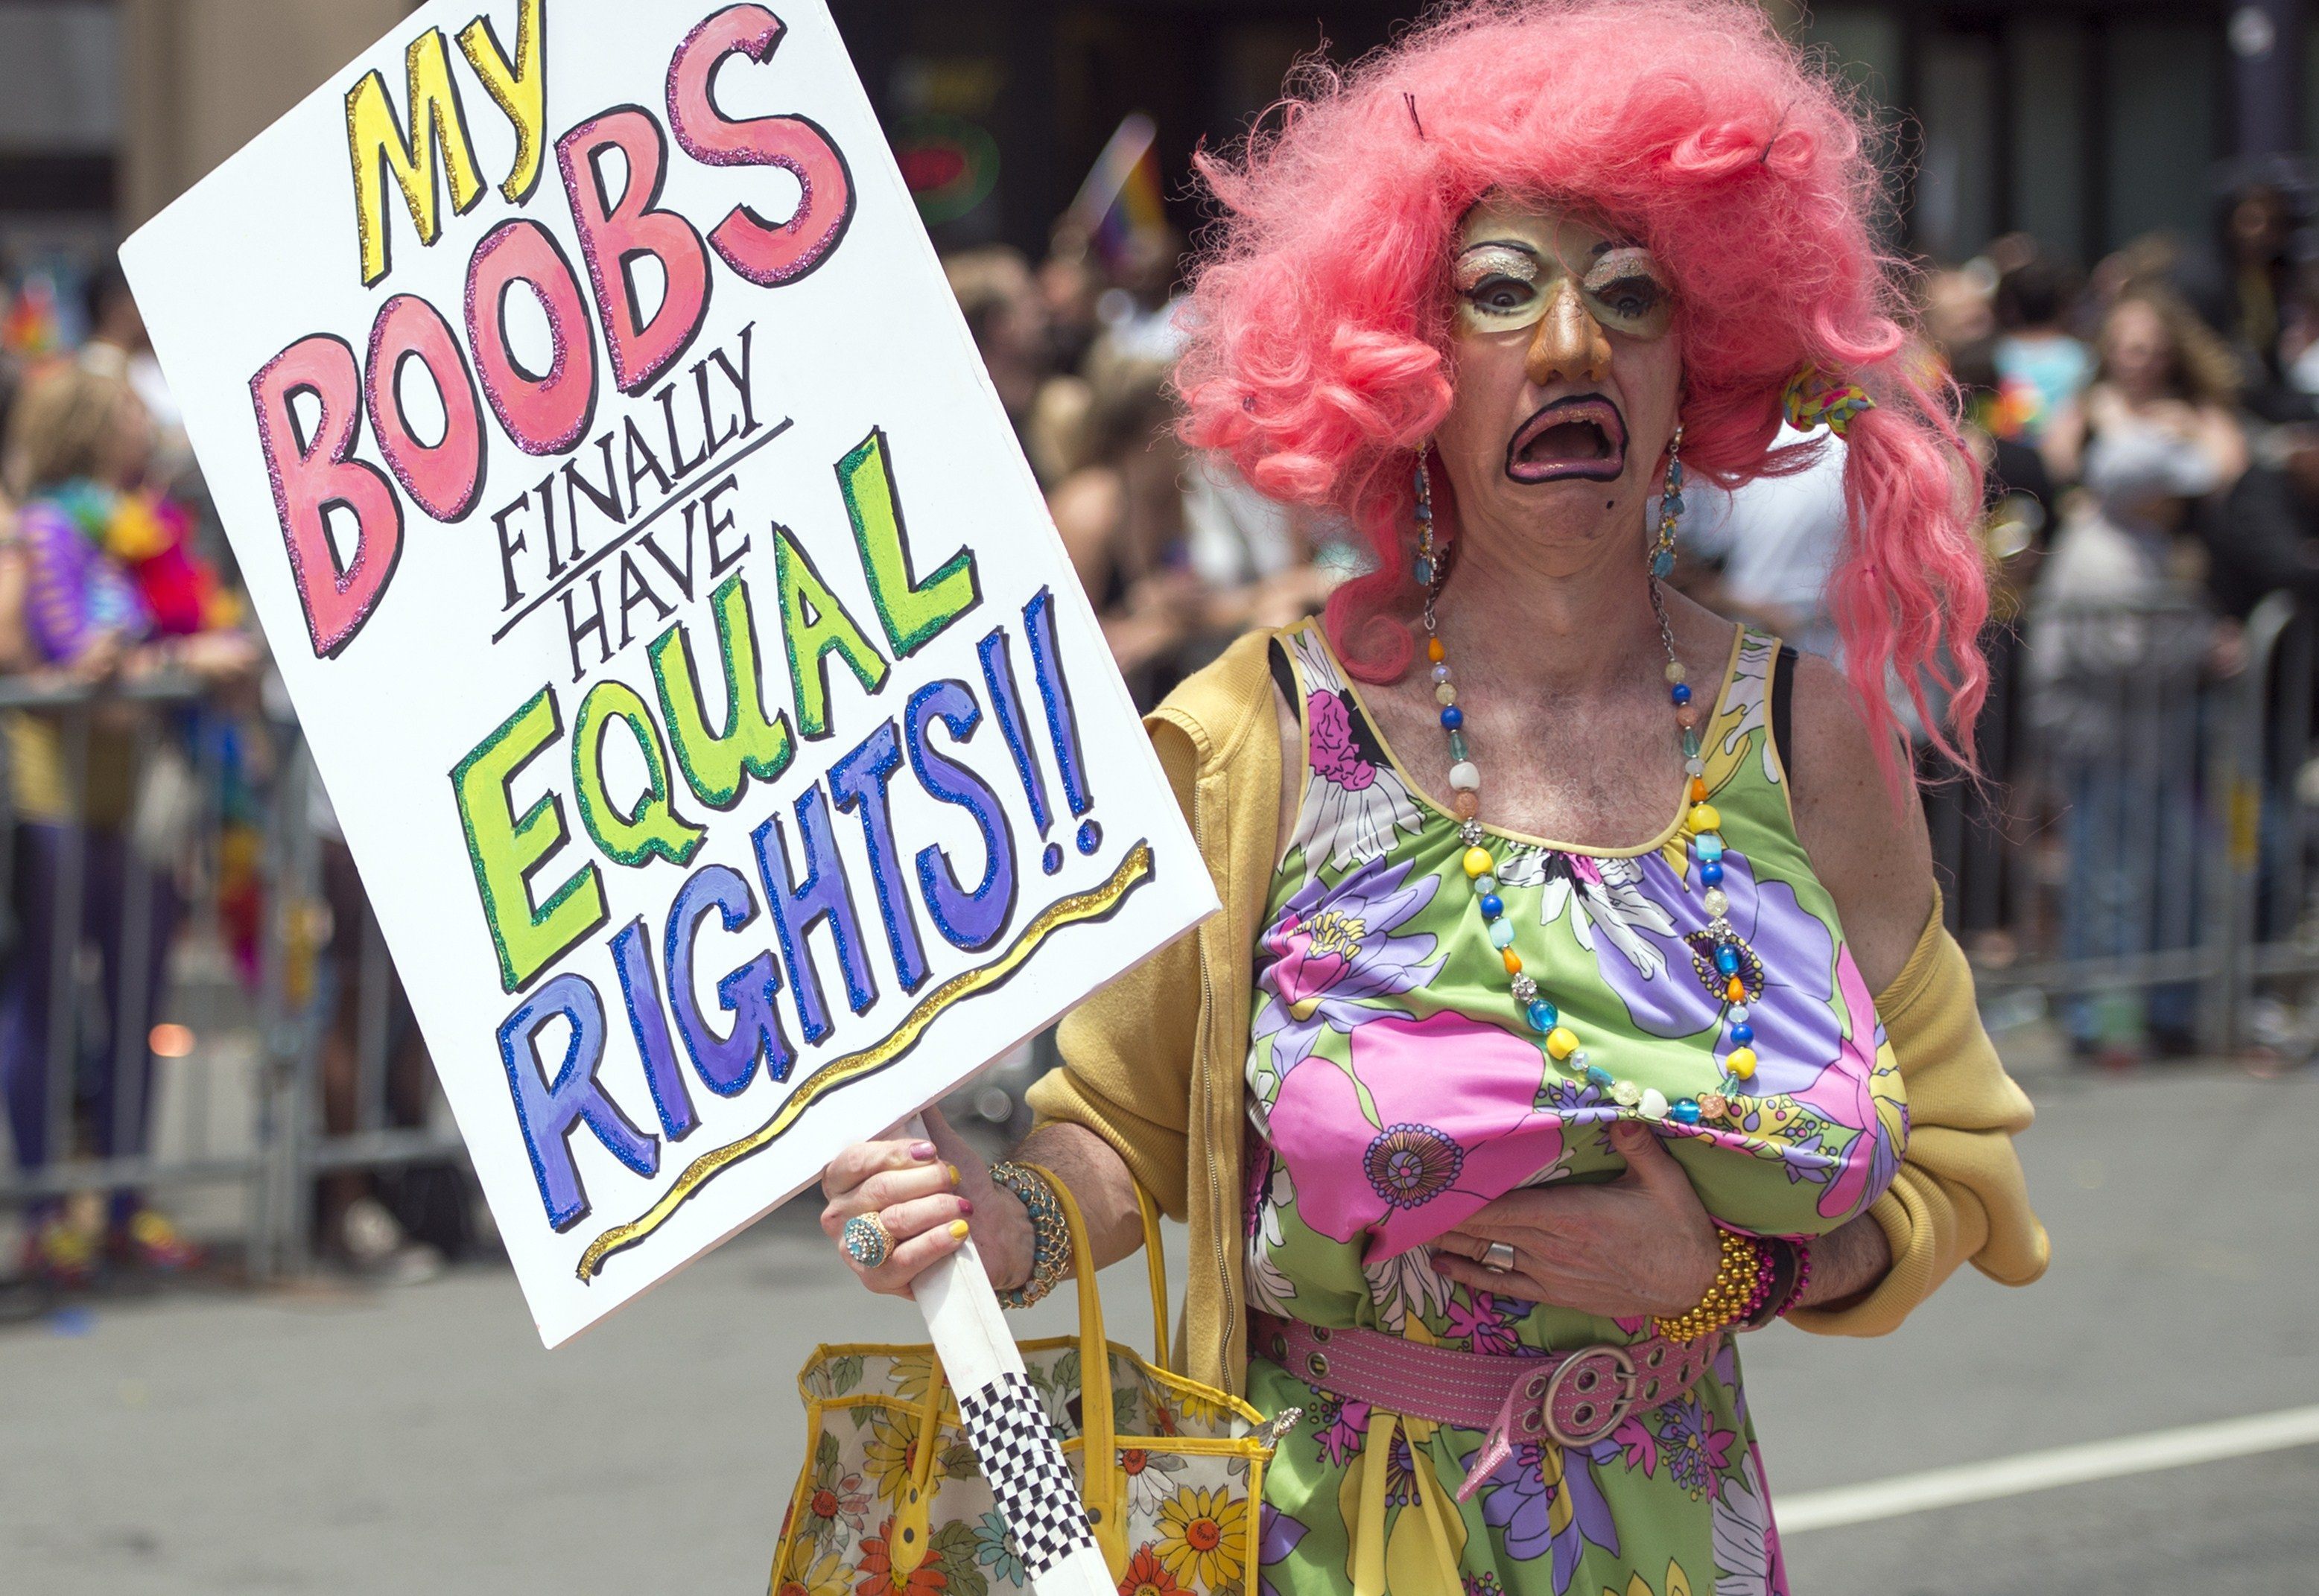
[842, 1212, 893, 1269]
[1482, 1240, 1518, 1274]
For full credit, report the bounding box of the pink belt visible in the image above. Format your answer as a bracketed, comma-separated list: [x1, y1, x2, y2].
[1252, 1312, 1723, 1500]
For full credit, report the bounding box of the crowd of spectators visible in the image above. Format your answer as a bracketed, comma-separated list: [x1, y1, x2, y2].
[1682, 182, 2319, 681]
[1677, 177, 2319, 1065]
[942, 221, 1343, 710]
[0, 266, 257, 1286]
[6, 172, 2319, 1288]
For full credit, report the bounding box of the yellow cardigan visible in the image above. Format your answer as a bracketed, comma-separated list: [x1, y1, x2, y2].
[1027, 629, 2050, 1396]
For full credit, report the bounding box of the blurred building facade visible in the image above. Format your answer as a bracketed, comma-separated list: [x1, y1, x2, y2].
[831, 0, 2289, 270]
[2, 1, 417, 279]
[0, 0, 2301, 282]
[1801, 0, 2282, 268]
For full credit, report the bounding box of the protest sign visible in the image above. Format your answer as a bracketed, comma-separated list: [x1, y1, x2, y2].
[120, 0, 1215, 1348]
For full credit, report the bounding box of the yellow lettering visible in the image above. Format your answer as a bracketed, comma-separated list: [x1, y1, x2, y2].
[345, 28, 488, 287]
[457, 0, 548, 206]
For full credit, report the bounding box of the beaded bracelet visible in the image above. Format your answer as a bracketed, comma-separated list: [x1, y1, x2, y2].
[1779, 1237, 1814, 1318]
[1738, 1241, 1794, 1331]
[1737, 1238, 1777, 1323]
[1654, 1228, 1774, 1343]
[988, 1161, 1071, 1309]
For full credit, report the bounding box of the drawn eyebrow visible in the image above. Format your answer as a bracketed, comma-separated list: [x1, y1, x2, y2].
[1587, 235, 1648, 254]
[1457, 238, 1544, 261]
[1583, 246, 1669, 287]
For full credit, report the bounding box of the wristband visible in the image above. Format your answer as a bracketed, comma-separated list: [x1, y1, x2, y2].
[988, 1160, 1071, 1309]
[1738, 1237, 1815, 1329]
[1779, 1236, 1813, 1317]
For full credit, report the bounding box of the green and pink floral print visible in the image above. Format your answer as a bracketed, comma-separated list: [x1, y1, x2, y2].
[1244, 621, 1906, 1596]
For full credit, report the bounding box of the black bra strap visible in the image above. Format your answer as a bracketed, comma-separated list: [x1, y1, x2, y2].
[1269, 637, 1299, 710]
[1771, 642, 1798, 786]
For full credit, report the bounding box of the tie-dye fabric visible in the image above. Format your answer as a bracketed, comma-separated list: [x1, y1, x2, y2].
[1245, 620, 1906, 1596]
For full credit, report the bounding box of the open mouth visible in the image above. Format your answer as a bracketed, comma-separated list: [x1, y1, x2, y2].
[1505, 395, 1628, 483]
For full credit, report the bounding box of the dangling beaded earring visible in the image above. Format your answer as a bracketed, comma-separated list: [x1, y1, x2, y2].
[1648, 424, 1685, 579]
[1411, 451, 1438, 589]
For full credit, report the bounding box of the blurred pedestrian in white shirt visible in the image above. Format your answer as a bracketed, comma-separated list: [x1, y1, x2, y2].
[1678, 425, 1849, 660]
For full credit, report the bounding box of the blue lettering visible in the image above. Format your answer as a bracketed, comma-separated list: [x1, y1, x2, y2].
[608, 917, 700, 1139]
[904, 679, 1018, 953]
[495, 971, 659, 1232]
[829, 719, 931, 993]
[750, 785, 878, 1044]
[663, 863, 796, 1093]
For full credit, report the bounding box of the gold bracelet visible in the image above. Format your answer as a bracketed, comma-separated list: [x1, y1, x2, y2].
[1652, 1229, 1759, 1343]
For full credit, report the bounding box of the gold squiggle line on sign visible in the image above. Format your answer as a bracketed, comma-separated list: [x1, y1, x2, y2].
[577, 840, 1155, 1281]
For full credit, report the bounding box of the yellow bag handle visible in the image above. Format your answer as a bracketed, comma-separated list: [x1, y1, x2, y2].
[1136, 1183, 1172, 1374]
[892, 1172, 1172, 1585]
[1022, 1163, 1131, 1578]
[885, 1344, 956, 1576]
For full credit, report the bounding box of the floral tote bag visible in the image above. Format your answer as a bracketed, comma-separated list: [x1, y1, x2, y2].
[773, 1174, 1290, 1596]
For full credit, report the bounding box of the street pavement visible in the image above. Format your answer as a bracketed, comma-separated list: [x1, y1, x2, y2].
[3, 1056, 2315, 1594]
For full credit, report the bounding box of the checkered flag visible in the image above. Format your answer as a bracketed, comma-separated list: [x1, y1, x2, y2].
[957, 1372, 1098, 1580]
[898, 1116, 1112, 1595]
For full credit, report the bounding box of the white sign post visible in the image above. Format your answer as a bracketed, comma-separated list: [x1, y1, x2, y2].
[121, 5, 1211, 1583]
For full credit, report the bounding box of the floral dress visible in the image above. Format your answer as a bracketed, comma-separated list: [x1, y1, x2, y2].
[1245, 621, 1907, 1596]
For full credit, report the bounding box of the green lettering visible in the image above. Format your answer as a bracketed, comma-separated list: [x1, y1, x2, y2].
[773, 526, 889, 740]
[451, 687, 607, 993]
[649, 573, 795, 809]
[839, 427, 980, 657]
[571, 679, 706, 869]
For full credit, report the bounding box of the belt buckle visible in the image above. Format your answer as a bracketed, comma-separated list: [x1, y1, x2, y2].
[1540, 1344, 1636, 1449]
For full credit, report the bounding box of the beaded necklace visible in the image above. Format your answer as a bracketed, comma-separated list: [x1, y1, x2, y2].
[1409, 439, 1760, 1126]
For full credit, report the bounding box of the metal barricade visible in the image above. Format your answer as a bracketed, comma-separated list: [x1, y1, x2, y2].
[268, 738, 468, 1274]
[0, 675, 275, 1254]
[0, 675, 467, 1281]
[2215, 592, 2319, 1051]
[12, 593, 2316, 1281]
[1925, 591, 2319, 1058]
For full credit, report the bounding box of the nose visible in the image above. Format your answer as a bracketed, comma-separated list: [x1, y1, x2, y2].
[1526, 280, 1614, 387]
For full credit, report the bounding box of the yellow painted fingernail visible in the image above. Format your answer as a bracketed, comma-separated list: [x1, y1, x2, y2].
[947, 1220, 971, 1239]
[946, 1163, 960, 1186]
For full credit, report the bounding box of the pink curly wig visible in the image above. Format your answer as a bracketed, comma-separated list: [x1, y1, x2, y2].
[1176, 0, 1988, 770]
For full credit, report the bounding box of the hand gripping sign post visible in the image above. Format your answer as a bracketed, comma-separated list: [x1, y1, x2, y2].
[120, 4, 1213, 1589]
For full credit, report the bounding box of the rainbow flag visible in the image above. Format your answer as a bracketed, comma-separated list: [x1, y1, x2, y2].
[1, 274, 62, 358]
[1068, 113, 1167, 268]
